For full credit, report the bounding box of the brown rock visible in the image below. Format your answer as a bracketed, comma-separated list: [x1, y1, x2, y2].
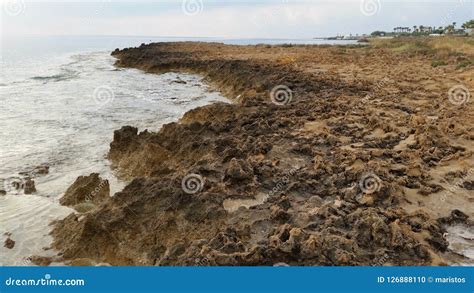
[24, 178, 36, 194]
[47, 42, 470, 267]
[270, 205, 291, 223]
[225, 158, 253, 182]
[19, 165, 49, 177]
[34, 165, 49, 175]
[108, 126, 139, 161]
[60, 173, 109, 207]
[4, 237, 15, 249]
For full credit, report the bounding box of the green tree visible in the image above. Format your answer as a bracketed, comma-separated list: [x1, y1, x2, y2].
[461, 20, 474, 29]
[371, 31, 386, 37]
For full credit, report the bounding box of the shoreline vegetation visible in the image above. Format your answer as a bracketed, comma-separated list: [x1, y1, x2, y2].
[318, 19, 474, 42]
[37, 37, 472, 266]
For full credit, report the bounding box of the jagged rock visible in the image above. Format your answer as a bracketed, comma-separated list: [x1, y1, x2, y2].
[59, 173, 109, 207]
[24, 178, 36, 194]
[4, 237, 15, 249]
[33, 165, 49, 175]
[462, 181, 474, 190]
[438, 209, 470, 225]
[19, 165, 49, 177]
[225, 158, 253, 182]
[108, 126, 139, 161]
[48, 42, 470, 267]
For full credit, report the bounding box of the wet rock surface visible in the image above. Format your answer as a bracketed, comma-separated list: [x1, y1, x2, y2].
[50, 42, 473, 266]
[4, 237, 15, 249]
[59, 173, 110, 209]
[23, 178, 36, 194]
[1, 169, 46, 195]
[19, 165, 50, 177]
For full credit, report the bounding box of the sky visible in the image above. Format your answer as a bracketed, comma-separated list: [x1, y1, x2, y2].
[1, 0, 473, 38]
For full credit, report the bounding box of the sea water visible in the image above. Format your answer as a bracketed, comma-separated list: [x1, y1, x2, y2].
[0, 36, 230, 265]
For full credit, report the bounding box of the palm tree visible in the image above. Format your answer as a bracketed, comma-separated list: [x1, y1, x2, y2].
[461, 20, 474, 29]
[446, 25, 454, 34]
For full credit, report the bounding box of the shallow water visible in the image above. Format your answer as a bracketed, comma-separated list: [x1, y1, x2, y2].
[0, 41, 228, 265]
[445, 224, 474, 266]
[223, 193, 269, 213]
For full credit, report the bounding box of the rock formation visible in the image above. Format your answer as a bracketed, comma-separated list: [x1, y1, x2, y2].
[49, 42, 473, 266]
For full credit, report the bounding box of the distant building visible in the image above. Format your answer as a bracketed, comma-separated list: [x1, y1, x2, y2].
[419, 26, 433, 33]
[393, 27, 411, 33]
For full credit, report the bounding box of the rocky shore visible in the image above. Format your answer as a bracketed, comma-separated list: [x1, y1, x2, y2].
[50, 41, 473, 266]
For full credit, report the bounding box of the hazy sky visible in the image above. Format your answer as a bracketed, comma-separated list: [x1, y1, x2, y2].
[1, 0, 473, 38]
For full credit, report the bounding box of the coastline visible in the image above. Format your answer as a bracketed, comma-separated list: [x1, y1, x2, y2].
[48, 40, 473, 266]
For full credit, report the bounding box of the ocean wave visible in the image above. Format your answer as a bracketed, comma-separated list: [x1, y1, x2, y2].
[30, 71, 77, 83]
